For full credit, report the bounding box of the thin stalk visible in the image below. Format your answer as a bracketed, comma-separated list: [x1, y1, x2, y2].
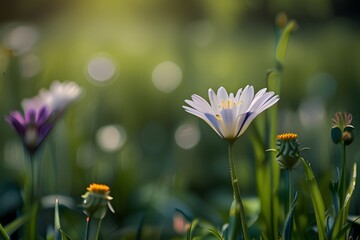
[85, 217, 90, 240]
[228, 143, 249, 240]
[85, 217, 103, 240]
[95, 219, 103, 240]
[288, 170, 292, 215]
[23, 152, 38, 240]
[339, 142, 346, 207]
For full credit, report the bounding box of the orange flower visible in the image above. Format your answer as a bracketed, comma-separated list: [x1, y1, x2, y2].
[82, 183, 114, 220]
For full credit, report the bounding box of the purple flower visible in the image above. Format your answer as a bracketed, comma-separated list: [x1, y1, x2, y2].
[5, 81, 82, 154]
[5, 104, 53, 154]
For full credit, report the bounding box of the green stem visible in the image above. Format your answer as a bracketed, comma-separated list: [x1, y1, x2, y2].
[23, 152, 38, 240]
[85, 217, 103, 240]
[85, 217, 90, 240]
[95, 219, 103, 240]
[228, 143, 249, 240]
[339, 142, 346, 207]
[288, 170, 292, 215]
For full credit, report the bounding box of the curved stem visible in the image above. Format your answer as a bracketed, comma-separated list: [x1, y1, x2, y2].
[228, 143, 249, 240]
[339, 142, 346, 207]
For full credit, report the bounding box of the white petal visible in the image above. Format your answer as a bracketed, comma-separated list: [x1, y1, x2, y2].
[183, 106, 206, 120]
[253, 95, 279, 114]
[234, 112, 251, 138]
[237, 85, 254, 115]
[217, 87, 229, 102]
[219, 109, 237, 138]
[234, 88, 243, 102]
[183, 106, 223, 137]
[238, 113, 256, 136]
[208, 88, 221, 113]
[249, 92, 275, 111]
[254, 88, 267, 99]
[204, 113, 224, 138]
[186, 95, 213, 113]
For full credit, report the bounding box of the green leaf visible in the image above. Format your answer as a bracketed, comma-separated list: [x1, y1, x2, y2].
[251, 111, 280, 240]
[55, 198, 61, 236]
[60, 229, 72, 240]
[227, 199, 241, 240]
[275, 20, 298, 70]
[331, 163, 357, 239]
[300, 158, 326, 240]
[267, 70, 282, 94]
[207, 228, 224, 240]
[187, 219, 199, 240]
[54, 198, 72, 240]
[344, 163, 357, 214]
[0, 224, 10, 240]
[4, 214, 29, 237]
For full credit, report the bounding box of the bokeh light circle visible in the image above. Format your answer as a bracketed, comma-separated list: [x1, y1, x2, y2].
[96, 125, 127, 152]
[152, 61, 182, 93]
[298, 97, 325, 128]
[2, 25, 39, 55]
[87, 55, 116, 82]
[175, 123, 201, 149]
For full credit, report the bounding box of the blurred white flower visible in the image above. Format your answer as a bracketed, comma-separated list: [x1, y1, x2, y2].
[183, 85, 279, 142]
[22, 81, 83, 115]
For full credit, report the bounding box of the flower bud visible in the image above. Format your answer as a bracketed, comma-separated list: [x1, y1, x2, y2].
[331, 112, 355, 145]
[276, 133, 300, 170]
[343, 126, 355, 146]
[331, 126, 342, 144]
[82, 183, 113, 220]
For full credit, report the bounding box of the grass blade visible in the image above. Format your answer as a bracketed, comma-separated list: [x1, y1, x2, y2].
[4, 214, 29, 237]
[300, 158, 326, 240]
[54, 198, 72, 240]
[187, 219, 199, 240]
[0, 224, 10, 240]
[275, 19, 298, 70]
[331, 163, 357, 239]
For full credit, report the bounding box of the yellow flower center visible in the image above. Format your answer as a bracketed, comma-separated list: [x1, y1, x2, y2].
[87, 183, 110, 194]
[277, 133, 297, 140]
[220, 100, 238, 109]
[216, 99, 241, 120]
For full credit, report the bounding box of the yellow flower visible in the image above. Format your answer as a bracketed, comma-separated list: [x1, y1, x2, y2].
[82, 183, 114, 220]
[276, 133, 300, 170]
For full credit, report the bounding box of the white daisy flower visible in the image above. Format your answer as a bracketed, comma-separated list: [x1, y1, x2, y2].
[183, 85, 279, 142]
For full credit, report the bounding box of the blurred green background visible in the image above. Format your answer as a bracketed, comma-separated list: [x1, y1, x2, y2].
[0, 0, 360, 238]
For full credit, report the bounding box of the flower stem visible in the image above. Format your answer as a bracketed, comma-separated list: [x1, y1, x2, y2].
[288, 170, 292, 214]
[23, 152, 38, 240]
[85, 217, 103, 240]
[228, 143, 249, 240]
[339, 142, 346, 207]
